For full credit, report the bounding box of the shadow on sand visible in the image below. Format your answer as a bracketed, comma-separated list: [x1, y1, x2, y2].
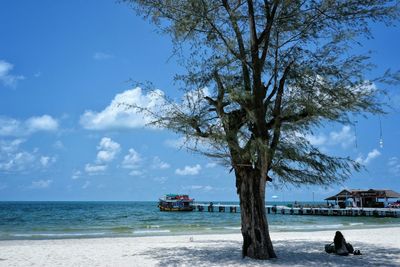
[141, 239, 400, 267]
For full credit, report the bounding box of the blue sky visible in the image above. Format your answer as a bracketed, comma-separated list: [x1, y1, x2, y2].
[0, 0, 399, 201]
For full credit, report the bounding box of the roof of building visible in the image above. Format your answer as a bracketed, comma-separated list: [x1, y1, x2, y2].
[325, 189, 400, 200]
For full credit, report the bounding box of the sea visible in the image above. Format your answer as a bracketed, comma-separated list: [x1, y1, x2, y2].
[0, 201, 399, 240]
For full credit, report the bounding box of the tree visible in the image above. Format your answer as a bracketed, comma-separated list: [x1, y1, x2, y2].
[125, 0, 399, 259]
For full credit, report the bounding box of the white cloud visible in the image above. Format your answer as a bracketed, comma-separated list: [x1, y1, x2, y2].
[164, 136, 211, 152]
[82, 181, 91, 189]
[181, 87, 211, 112]
[175, 164, 201, 176]
[40, 156, 56, 167]
[84, 137, 120, 175]
[0, 139, 55, 173]
[0, 60, 24, 87]
[328, 126, 355, 148]
[365, 149, 381, 164]
[96, 137, 120, 163]
[0, 117, 19, 136]
[26, 115, 58, 132]
[11, 152, 36, 169]
[40, 156, 50, 167]
[305, 134, 327, 146]
[302, 125, 355, 149]
[0, 138, 24, 153]
[30, 179, 52, 189]
[183, 185, 213, 192]
[80, 87, 165, 130]
[85, 163, 107, 173]
[152, 156, 170, 169]
[53, 141, 64, 150]
[164, 138, 185, 149]
[93, 52, 114, 60]
[388, 157, 400, 176]
[129, 170, 143, 176]
[356, 149, 381, 165]
[80, 86, 210, 131]
[122, 148, 142, 169]
[205, 162, 217, 168]
[351, 81, 377, 94]
[71, 170, 82, 180]
[0, 115, 58, 137]
[0, 139, 35, 172]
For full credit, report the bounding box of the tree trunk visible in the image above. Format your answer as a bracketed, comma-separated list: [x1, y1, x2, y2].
[237, 167, 276, 259]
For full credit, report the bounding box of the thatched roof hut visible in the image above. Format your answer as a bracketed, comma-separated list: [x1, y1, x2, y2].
[325, 189, 400, 208]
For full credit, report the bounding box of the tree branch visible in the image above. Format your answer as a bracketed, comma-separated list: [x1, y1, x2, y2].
[266, 109, 310, 129]
[268, 61, 293, 165]
[259, 0, 279, 69]
[222, 0, 252, 92]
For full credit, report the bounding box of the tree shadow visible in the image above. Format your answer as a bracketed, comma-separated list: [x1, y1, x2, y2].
[141, 239, 400, 267]
[273, 240, 400, 267]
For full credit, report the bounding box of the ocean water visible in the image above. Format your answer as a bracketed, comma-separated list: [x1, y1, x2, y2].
[0, 201, 399, 240]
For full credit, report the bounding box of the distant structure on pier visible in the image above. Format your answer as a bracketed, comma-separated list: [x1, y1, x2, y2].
[157, 189, 400, 218]
[325, 189, 400, 208]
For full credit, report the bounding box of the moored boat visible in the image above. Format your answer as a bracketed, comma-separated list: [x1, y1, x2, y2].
[158, 194, 195, 211]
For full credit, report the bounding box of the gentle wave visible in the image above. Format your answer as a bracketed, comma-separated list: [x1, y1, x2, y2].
[11, 232, 106, 237]
[273, 224, 344, 231]
[349, 223, 364, 226]
[110, 226, 133, 232]
[133, 229, 171, 234]
[223, 227, 241, 230]
[315, 224, 344, 229]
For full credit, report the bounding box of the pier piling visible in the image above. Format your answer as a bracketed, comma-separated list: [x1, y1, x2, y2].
[191, 204, 399, 218]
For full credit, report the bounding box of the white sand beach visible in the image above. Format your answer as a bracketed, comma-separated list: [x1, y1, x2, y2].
[0, 227, 399, 267]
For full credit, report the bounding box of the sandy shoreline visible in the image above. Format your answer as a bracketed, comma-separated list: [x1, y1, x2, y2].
[0, 227, 399, 267]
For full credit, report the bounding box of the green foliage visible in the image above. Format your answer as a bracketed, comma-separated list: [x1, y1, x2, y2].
[125, 0, 399, 186]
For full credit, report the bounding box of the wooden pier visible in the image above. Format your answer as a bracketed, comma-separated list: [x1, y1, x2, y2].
[193, 204, 400, 218]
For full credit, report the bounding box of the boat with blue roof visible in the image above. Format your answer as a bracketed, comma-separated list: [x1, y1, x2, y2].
[158, 194, 195, 211]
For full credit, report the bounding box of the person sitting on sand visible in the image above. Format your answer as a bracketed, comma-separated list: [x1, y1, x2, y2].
[334, 231, 351, 256]
[325, 231, 361, 256]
